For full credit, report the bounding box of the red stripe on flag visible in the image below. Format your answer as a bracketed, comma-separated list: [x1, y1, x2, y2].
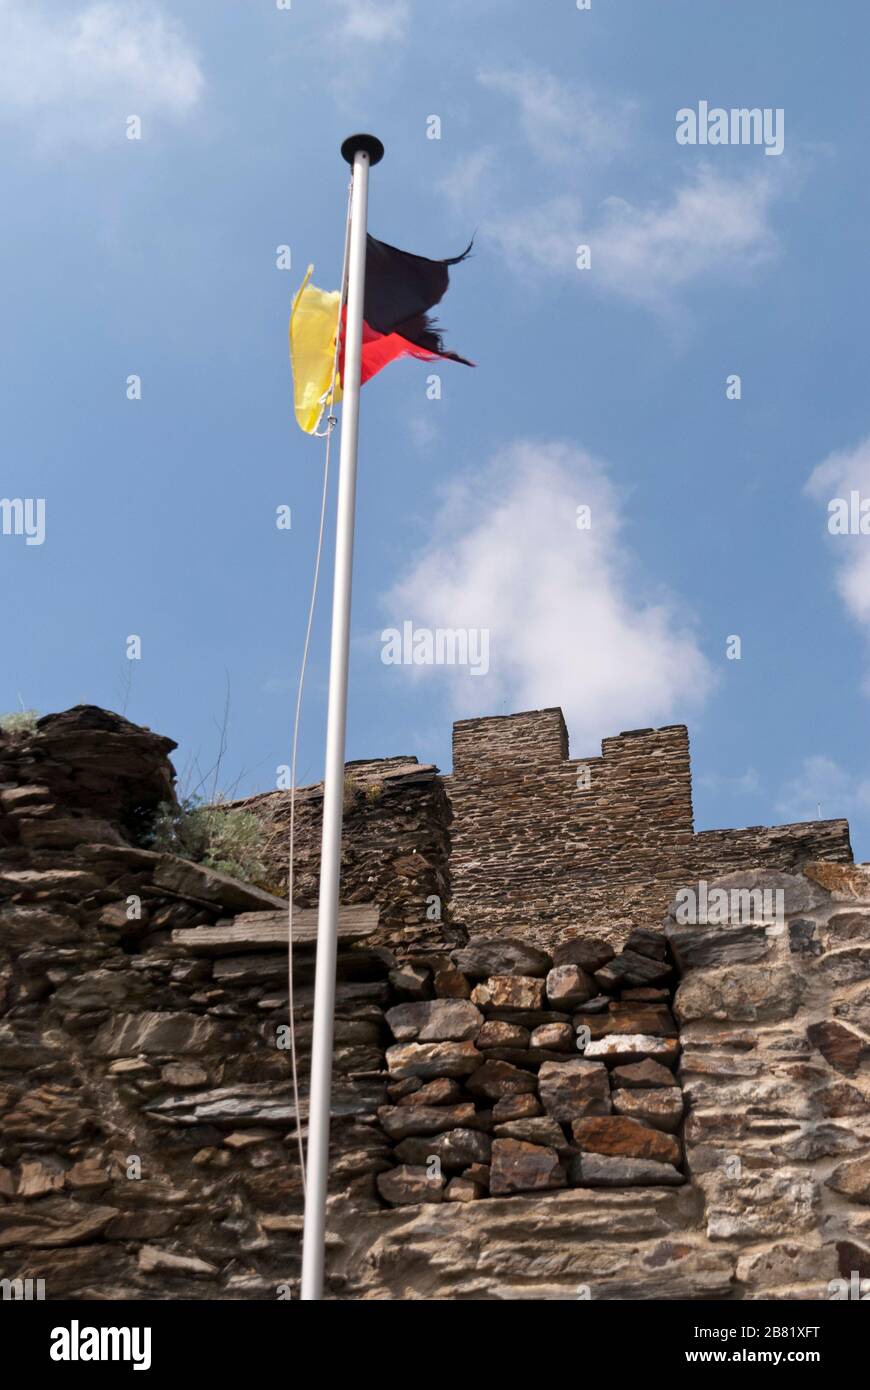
[338, 313, 447, 386]
[359, 320, 441, 384]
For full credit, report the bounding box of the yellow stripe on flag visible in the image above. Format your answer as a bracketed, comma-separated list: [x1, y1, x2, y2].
[289, 266, 342, 434]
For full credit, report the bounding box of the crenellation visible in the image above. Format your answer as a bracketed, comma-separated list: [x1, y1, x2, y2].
[446, 708, 852, 950]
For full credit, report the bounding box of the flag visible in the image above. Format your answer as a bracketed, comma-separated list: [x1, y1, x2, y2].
[289, 267, 343, 435]
[289, 234, 473, 433]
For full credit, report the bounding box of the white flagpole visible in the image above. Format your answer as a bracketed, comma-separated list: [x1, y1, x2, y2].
[300, 133, 384, 1303]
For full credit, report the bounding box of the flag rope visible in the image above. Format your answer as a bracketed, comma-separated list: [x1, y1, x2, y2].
[286, 178, 353, 1193]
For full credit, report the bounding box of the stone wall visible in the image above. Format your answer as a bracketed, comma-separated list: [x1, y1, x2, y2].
[235, 705, 851, 956]
[669, 864, 870, 1300]
[2, 707, 867, 1301]
[446, 709, 853, 950]
[0, 708, 393, 1299]
[326, 865, 870, 1300]
[231, 758, 454, 953]
[375, 930, 687, 1206]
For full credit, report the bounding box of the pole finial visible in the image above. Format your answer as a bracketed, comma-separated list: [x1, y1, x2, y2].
[340, 133, 384, 166]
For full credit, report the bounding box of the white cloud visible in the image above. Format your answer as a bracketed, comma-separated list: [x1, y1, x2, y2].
[438, 147, 498, 209]
[332, 0, 410, 44]
[486, 193, 584, 276]
[775, 755, 870, 825]
[484, 165, 779, 308]
[593, 165, 778, 306]
[478, 66, 633, 164]
[806, 436, 870, 630]
[383, 440, 713, 749]
[407, 413, 438, 451]
[0, 0, 203, 148]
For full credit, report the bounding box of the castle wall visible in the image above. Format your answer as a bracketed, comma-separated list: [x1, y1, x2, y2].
[233, 757, 454, 952]
[446, 709, 853, 949]
[1, 708, 867, 1301]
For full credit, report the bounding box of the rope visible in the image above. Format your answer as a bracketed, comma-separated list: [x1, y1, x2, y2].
[287, 179, 353, 1194]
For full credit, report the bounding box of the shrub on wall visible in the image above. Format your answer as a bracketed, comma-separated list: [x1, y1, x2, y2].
[147, 796, 267, 886]
[0, 709, 39, 734]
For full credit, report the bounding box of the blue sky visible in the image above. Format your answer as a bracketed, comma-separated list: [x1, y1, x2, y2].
[2, 0, 870, 856]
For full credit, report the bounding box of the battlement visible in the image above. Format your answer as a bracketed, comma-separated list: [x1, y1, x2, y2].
[445, 707, 851, 948]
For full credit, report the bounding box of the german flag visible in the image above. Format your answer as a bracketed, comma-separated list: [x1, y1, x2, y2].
[290, 234, 473, 433]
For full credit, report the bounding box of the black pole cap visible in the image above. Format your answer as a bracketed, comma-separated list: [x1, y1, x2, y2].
[341, 133, 385, 166]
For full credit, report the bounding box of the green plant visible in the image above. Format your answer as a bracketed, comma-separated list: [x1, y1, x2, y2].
[343, 774, 360, 812]
[146, 796, 267, 885]
[0, 709, 38, 734]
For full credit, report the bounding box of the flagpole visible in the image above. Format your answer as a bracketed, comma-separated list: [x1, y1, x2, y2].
[300, 133, 384, 1303]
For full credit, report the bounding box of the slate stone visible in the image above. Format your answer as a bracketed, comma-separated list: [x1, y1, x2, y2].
[612, 1087, 684, 1133]
[395, 1077, 464, 1108]
[807, 1021, 868, 1077]
[152, 856, 288, 913]
[538, 1058, 610, 1122]
[492, 1116, 567, 1149]
[377, 1166, 444, 1206]
[488, 1008, 571, 1027]
[445, 1176, 482, 1202]
[463, 1162, 491, 1191]
[587, 1003, 677, 1040]
[489, 1139, 566, 1196]
[385, 1041, 482, 1080]
[529, 1022, 574, 1051]
[675, 965, 804, 1025]
[583, 1035, 680, 1068]
[595, 950, 673, 991]
[0, 1200, 120, 1248]
[789, 919, 822, 956]
[378, 1103, 481, 1140]
[573, 994, 610, 1015]
[664, 922, 772, 971]
[551, 937, 614, 972]
[477, 1020, 530, 1050]
[385, 999, 483, 1043]
[625, 929, 669, 961]
[388, 964, 431, 999]
[491, 1093, 542, 1122]
[545, 964, 596, 1009]
[610, 1058, 677, 1089]
[433, 968, 471, 999]
[825, 912, 870, 948]
[93, 1011, 230, 1058]
[571, 1115, 681, 1165]
[394, 1128, 492, 1170]
[467, 1059, 537, 1100]
[569, 1153, 683, 1188]
[452, 938, 552, 979]
[825, 1157, 870, 1205]
[471, 976, 545, 1011]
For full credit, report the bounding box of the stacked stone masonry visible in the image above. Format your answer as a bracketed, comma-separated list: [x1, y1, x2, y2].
[1, 706, 868, 1300]
[376, 930, 687, 1206]
[231, 758, 454, 953]
[240, 707, 853, 953]
[446, 709, 853, 951]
